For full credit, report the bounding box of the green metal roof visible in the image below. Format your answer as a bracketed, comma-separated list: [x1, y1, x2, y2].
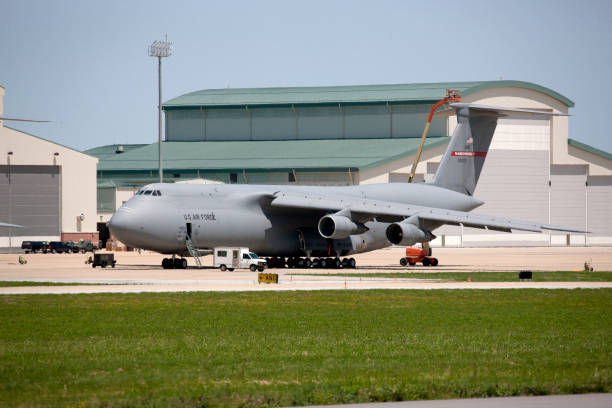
[96, 137, 450, 173]
[84, 144, 148, 160]
[163, 80, 574, 109]
[568, 138, 612, 161]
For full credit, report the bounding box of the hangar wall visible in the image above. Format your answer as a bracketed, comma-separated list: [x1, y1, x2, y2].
[165, 104, 446, 142]
[0, 88, 99, 247]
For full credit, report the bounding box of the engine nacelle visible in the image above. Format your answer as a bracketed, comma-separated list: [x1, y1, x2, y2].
[386, 221, 436, 246]
[318, 214, 367, 240]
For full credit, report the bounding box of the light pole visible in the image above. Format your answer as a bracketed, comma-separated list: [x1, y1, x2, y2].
[149, 35, 173, 183]
[7, 152, 13, 253]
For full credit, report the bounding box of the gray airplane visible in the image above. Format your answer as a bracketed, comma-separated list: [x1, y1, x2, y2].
[109, 103, 582, 269]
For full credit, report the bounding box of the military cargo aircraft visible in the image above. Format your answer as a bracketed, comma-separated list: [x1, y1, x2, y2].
[109, 103, 582, 269]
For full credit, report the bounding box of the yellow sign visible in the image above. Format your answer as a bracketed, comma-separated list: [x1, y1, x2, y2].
[258, 273, 278, 284]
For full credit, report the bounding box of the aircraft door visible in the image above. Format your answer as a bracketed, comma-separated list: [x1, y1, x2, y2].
[232, 250, 239, 268]
[186, 222, 192, 238]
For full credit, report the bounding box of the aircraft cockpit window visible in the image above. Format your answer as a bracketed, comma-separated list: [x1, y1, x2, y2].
[144, 190, 152, 195]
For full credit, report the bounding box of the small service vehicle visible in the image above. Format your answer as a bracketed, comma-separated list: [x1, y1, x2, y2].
[91, 253, 116, 268]
[49, 241, 73, 254]
[72, 240, 97, 253]
[21, 241, 50, 254]
[214, 247, 267, 272]
[399, 247, 439, 266]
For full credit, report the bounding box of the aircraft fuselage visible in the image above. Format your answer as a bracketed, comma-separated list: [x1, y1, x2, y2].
[108, 182, 482, 257]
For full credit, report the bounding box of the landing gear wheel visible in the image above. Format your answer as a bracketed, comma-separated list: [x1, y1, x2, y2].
[181, 259, 187, 269]
[430, 258, 438, 266]
[349, 258, 356, 269]
[228, 268, 234, 271]
[320, 258, 327, 268]
[249, 264, 257, 272]
[400, 257, 408, 266]
[422, 257, 431, 267]
[333, 258, 341, 268]
[305, 258, 312, 268]
[341, 258, 349, 268]
[220, 264, 227, 271]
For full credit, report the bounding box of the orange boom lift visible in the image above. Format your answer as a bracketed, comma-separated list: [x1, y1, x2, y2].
[408, 89, 462, 182]
[402, 90, 462, 267]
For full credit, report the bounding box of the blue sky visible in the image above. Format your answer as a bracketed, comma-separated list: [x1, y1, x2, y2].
[1, 0, 611, 152]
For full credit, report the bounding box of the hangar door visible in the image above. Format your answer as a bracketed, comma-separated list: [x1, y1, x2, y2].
[587, 175, 612, 243]
[0, 165, 60, 237]
[462, 118, 551, 245]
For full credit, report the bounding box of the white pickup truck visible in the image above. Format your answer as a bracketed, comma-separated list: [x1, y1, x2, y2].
[214, 247, 267, 272]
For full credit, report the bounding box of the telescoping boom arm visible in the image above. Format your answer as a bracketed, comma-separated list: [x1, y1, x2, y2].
[408, 89, 462, 183]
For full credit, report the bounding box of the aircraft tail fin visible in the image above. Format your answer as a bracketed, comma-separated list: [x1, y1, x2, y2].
[432, 103, 566, 196]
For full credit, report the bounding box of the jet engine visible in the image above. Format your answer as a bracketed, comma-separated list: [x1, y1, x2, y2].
[385, 220, 436, 246]
[318, 214, 367, 240]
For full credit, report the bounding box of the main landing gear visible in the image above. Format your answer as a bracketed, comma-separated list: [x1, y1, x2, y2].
[265, 257, 357, 269]
[162, 257, 188, 269]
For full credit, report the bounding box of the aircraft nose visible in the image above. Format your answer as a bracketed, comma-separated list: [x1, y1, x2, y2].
[108, 207, 139, 246]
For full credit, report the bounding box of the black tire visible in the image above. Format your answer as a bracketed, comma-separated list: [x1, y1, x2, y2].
[24, 250, 29, 254]
[112, 262, 116, 268]
[334, 258, 341, 268]
[422, 257, 431, 267]
[250, 264, 257, 272]
[101, 261, 107, 268]
[228, 268, 234, 272]
[431, 258, 439, 266]
[257, 267, 264, 272]
[349, 258, 356, 269]
[91, 263, 96, 268]
[220, 264, 227, 271]
[305, 258, 312, 268]
[181, 259, 187, 269]
[400, 257, 408, 266]
[320, 259, 327, 268]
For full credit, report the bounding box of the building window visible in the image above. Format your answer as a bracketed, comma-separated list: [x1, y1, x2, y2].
[230, 173, 238, 184]
[288, 171, 296, 182]
[173, 173, 180, 178]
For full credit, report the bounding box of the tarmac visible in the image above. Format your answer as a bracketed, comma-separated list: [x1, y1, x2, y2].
[0, 246, 611, 294]
[300, 393, 612, 408]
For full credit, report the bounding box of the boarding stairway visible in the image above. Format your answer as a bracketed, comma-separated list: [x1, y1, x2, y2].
[185, 234, 202, 267]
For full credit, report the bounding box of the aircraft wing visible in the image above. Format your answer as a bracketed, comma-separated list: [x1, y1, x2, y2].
[270, 191, 584, 233]
[0, 222, 23, 228]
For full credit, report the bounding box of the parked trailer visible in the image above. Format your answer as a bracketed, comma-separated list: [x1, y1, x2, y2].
[214, 247, 267, 272]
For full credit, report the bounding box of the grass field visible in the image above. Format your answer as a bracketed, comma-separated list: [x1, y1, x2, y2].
[293, 271, 612, 282]
[0, 290, 610, 407]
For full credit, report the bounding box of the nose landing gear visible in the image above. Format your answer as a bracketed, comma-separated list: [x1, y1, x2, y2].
[162, 257, 188, 269]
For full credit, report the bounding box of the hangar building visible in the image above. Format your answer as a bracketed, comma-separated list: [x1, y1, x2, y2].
[88, 81, 612, 247]
[0, 86, 99, 248]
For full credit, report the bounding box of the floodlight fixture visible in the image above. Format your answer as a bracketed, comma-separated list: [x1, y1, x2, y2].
[149, 34, 173, 183]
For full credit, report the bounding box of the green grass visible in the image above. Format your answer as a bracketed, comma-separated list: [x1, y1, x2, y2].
[0, 290, 610, 407]
[292, 271, 612, 282]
